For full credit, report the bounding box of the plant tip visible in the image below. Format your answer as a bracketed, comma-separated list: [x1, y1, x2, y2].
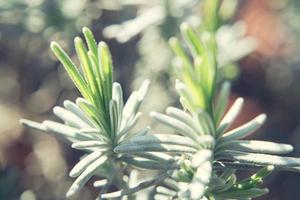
[50, 41, 59, 49]
[257, 113, 267, 123]
[82, 26, 90, 33]
[74, 36, 82, 44]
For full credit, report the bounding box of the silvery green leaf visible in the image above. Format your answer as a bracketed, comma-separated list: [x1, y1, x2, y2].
[215, 188, 269, 199]
[191, 149, 212, 168]
[223, 140, 293, 155]
[190, 159, 212, 199]
[112, 82, 124, 126]
[101, 173, 169, 198]
[79, 128, 100, 134]
[64, 100, 96, 128]
[121, 126, 150, 143]
[126, 134, 198, 149]
[131, 152, 174, 163]
[154, 194, 174, 200]
[216, 161, 300, 173]
[128, 169, 139, 189]
[53, 106, 89, 128]
[276, 166, 300, 173]
[69, 151, 105, 177]
[137, 79, 150, 101]
[151, 111, 198, 141]
[43, 120, 95, 142]
[71, 141, 107, 150]
[166, 107, 203, 134]
[175, 80, 196, 111]
[214, 161, 263, 171]
[76, 98, 109, 134]
[195, 135, 215, 148]
[218, 98, 244, 135]
[156, 186, 178, 196]
[115, 142, 196, 154]
[121, 79, 149, 129]
[79, 128, 100, 136]
[219, 150, 300, 167]
[215, 82, 230, 125]
[195, 109, 215, 135]
[221, 114, 267, 141]
[117, 113, 143, 141]
[79, 128, 110, 143]
[122, 91, 139, 126]
[188, 148, 213, 199]
[20, 119, 47, 132]
[122, 157, 178, 170]
[109, 99, 119, 138]
[93, 179, 108, 188]
[66, 156, 108, 198]
[20, 120, 97, 145]
[162, 178, 180, 191]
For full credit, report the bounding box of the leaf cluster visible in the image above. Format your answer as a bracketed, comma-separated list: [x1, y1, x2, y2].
[20, 1, 300, 199]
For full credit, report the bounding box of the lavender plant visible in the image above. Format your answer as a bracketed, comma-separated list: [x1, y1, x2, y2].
[20, 3, 300, 200]
[149, 22, 299, 199]
[20, 27, 171, 199]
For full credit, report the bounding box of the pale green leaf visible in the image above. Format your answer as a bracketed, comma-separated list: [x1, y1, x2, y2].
[222, 140, 293, 155]
[216, 188, 269, 199]
[151, 111, 198, 141]
[20, 119, 47, 132]
[190, 160, 212, 199]
[221, 114, 266, 141]
[64, 100, 96, 128]
[69, 151, 104, 177]
[218, 98, 244, 135]
[127, 134, 198, 149]
[215, 81, 230, 125]
[101, 173, 169, 198]
[71, 141, 107, 150]
[74, 37, 98, 97]
[66, 156, 108, 197]
[115, 142, 196, 154]
[50, 42, 91, 100]
[219, 150, 300, 167]
[53, 106, 89, 128]
[82, 27, 98, 58]
[166, 107, 203, 135]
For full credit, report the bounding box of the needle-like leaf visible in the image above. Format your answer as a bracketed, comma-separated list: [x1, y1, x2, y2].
[50, 42, 91, 100]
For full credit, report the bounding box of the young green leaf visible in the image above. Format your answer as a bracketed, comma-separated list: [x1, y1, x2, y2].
[50, 42, 91, 100]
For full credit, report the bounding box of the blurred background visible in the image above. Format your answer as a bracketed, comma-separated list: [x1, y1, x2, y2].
[1, 0, 300, 199]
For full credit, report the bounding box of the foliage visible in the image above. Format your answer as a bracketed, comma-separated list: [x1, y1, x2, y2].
[21, 27, 156, 198]
[102, 0, 255, 116]
[20, 0, 300, 199]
